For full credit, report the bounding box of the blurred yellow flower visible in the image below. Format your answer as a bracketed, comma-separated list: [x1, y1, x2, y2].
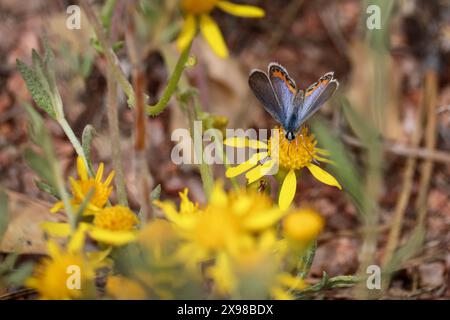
[177, 0, 265, 58]
[26, 225, 106, 299]
[270, 273, 307, 300]
[154, 183, 286, 267]
[206, 231, 306, 299]
[43, 205, 140, 246]
[51, 157, 115, 215]
[225, 127, 341, 210]
[106, 276, 147, 300]
[283, 208, 324, 243]
[89, 205, 140, 246]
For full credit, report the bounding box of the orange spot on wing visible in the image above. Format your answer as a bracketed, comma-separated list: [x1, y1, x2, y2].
[272, 69, 296, 94]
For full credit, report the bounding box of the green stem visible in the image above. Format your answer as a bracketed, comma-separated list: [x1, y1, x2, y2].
[58, 117, 93, 177]
[81, 0, 191, 117]
[298, 240, 317, 279]
[146, 42, 192, 116]
[106, 68, 128, 206]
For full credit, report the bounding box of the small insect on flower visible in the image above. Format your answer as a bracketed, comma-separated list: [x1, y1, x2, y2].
[51, 157, 115, 215]
[177, 0, 265, 58]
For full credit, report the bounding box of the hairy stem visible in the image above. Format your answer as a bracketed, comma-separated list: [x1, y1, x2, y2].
[106, 68, 128, 206]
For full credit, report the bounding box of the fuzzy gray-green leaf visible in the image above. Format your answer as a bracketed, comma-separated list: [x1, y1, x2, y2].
[16, 59, 55, 118]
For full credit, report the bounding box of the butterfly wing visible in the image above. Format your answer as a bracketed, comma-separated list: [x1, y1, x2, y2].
[268, 63, 297, 122]
[285, 89, 305, 132]
[248, 69, 285, 125]
[295, 72, 339, 128]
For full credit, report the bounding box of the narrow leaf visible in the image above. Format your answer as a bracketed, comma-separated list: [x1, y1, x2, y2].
[0, 189, 9, 242]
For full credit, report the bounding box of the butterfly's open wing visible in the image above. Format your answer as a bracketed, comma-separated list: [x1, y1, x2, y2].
[248, 69, 285, 125]
[296, 72, 339, 128]
[268, 63, 297, 122]
[286, 90, 305, 132]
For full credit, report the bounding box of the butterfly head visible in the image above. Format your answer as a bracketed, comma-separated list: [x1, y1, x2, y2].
[285, 130, 296, 142]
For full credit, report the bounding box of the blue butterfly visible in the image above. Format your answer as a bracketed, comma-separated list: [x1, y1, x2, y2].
[248, 63, 339, 141]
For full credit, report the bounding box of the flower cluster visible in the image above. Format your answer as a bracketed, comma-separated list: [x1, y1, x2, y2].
[152, 183, 324, 299]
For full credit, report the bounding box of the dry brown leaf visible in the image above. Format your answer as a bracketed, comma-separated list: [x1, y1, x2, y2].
[0, 190, 67, 255]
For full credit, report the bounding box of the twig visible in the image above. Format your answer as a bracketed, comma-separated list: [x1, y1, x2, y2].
[381, 67, 426, 271]
[125, 3, 153, 221]
[415, 70, 439, 226]
[341, 134, 450, 164]
[80, 0, 135, 105]
[106, 67, 128, 206]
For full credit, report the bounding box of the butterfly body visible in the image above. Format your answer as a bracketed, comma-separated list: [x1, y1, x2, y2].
[248, 63, 339, 141]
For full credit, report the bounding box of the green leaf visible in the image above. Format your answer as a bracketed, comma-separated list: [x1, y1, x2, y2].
[298, 241, 317, 279]
[0, 189, 9, 243]
[82, 124, 96, 173]
[35, 180, 60, 199]
[384, 226, 425, 275]
[24, 148, 55, 187]
[6, 262, 35, 286]
[341, 98, 380, 147]
[0, 254, 17, 275]
[74, 187, 95, 224]
[312, 119, 366, 214]
[151, 184, 162, 201]
[16, 59, 55, 118]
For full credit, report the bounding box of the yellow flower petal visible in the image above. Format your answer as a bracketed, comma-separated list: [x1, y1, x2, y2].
[89, 227, 138, 246]
[216, 1, 265, 18]
[177, 14, 196, 53]
[225, 152, 268, 178]
[209, 181, 228, 207]
[95, 163, 104, 182]
[245, 158, 275, 184]
[242, 208, 285, 231]
[223, 137, 268, 149]
[46, 240, 61, 258]
[277, 273, 307, 291]
[199, 14, 229, 58]
[87, 247, 112, 264]
[67, 223, 89, 254]
[271, 287, 294, 300]
[278, 169, 297, 210]
[50, 201, 64, 213]
[77, 156, 88, 181]
[306, 164, 342, 189]
[40, 222, 71, 237]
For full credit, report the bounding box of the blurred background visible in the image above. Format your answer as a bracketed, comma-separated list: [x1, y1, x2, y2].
[0, 0, 449, 299]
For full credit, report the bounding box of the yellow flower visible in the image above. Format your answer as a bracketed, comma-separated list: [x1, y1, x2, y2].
[270, 273, 307, 300]
[106, 276, 147, 300]
[51, 157, 115, 215]
[283, 208, 324, 244]
[225, 127, 341, 210]
[206, 231, 304, 299]
[25, 226, 107, 299]
[43, 205, 140, 246]
[177, 0, 265, 58]
[89, 205, 140, 245]
[154, 183, 286, 267]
